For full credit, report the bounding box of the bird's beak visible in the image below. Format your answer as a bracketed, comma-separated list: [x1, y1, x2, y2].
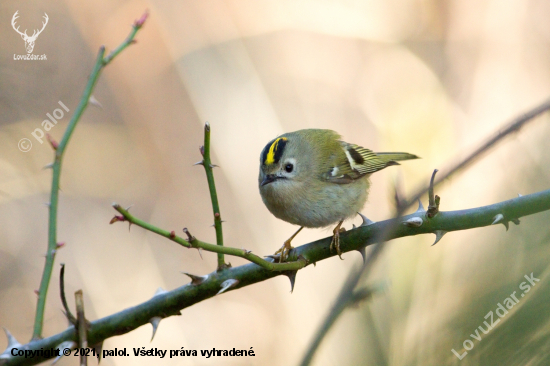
[261, 174, 278, 186]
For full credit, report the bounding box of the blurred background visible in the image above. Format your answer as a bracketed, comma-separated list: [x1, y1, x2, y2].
[2, 0, 550, 365]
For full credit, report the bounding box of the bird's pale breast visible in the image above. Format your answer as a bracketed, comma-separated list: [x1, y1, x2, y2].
[260, 176, 370, 228]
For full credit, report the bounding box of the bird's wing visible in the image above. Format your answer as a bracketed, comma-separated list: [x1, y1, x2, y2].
[324, 142, 419, 184]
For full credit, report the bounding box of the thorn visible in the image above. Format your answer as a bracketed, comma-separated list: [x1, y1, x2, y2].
[518, 193, 523, 197]
[242, 248, 252, 255]
[46, 134, 58, 150]
[92, 341, 103, 363]
[34, 289, 39, 296]
[149, 317, 162, 341]
[51, 341, 76, 364]
[264, 254, 279, 262]
[283, 270, 298, 293]
[182, 272, 208, 285]
[193, 160, 204, 166]
[44, 202, 51, 207]
[402, 217, 423, 227]
[357, 247, 366, 263]
[357, 212, 375, 226]
[416, 199, 426, 213]
[432, 230, 447, 246]
[2, 328, 21, 350]
[511, 218, 520, 225]
[43, 163, 54, 170]
[89, 95, 103, 109]
[56, 242, 65, 249]
[128, 222, 132, 232]
[492, 214, 509, 231]
[217, 279, 239, 294]
[109, 215, 125, 224]
[197, 247, 203, 259]
[153, 287, 167, 297]
[491, 214, 503, 224]
[209, 164, 219, 168]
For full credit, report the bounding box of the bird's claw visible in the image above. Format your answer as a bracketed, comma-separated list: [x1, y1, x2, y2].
[330, 224, 345, 259]
[274, 241, 293, 263]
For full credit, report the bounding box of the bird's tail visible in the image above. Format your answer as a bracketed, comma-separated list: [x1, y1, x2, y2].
[375, 152, 420, 165]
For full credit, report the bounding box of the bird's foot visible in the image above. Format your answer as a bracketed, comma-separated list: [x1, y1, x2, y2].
[273, 226, 303, 263]
[274, 239, 294, 263]
[330, 221, 345, 259]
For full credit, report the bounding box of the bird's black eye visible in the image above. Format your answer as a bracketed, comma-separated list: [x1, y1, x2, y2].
[285, 163, 293, 173]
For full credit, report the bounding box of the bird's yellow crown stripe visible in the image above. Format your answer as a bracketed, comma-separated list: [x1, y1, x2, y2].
[265, 137, 287, 165]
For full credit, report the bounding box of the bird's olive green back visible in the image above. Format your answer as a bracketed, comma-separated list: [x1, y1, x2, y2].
[260, 129, 418, 183]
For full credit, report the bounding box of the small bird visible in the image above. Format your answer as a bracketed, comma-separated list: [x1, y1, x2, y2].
[258, 129, 418, 261]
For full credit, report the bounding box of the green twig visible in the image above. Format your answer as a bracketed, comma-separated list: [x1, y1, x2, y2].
[197, 122, 229, 270]
[31, 11, 148, 340]
[102, 11, 147, 65]
[110, 204, 307, 272]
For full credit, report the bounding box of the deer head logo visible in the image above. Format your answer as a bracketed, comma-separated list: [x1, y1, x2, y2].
[12, 11, 49, 54]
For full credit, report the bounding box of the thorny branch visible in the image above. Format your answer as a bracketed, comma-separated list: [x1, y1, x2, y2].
[3, 188, 550, 365]
[110, 204, 308, 272]
[31, 11, 148, 341]
[195, 122, 230, 271]
[300, 98, 550, 366]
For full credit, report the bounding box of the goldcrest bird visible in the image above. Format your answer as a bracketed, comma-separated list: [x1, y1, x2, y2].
[258, 129, 418, 261]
